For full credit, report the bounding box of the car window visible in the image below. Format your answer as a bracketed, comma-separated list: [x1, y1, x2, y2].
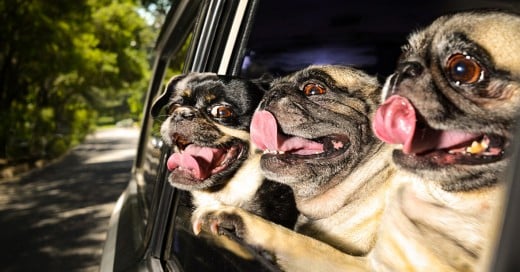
[133, 2, 196, 239]
[139, 41, 192, 221]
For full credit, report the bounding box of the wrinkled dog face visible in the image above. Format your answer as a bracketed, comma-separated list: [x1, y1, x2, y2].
[251, 65, 381, 197]
[373, 10, 520, 191]
[151, 73, 266, 190]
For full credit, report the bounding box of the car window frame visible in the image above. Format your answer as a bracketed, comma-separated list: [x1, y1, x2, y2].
[130, 0, 204, 266]
[490, 121, 520, 271]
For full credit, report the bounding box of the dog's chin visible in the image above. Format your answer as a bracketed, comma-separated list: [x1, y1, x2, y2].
[168, 170, 236, 191]
[167, 140, 248, 191]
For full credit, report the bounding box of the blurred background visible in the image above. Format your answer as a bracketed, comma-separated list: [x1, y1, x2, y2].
[1, 0, 173, 177]
[0, 1, 173, 271]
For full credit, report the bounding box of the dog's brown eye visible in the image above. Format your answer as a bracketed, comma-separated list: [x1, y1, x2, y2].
[210, 105, 234, 118]
[446, 53, 483, 85]
[303, 83, 327, 96]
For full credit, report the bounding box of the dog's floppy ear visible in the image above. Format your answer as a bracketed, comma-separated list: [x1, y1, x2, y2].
[151, 74, 187, 118]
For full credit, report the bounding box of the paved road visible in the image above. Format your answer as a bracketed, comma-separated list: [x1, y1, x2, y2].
[0, 127, 140, 272]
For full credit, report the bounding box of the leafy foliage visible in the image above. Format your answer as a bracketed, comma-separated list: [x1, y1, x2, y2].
[141, 0, 172, 20]
[0, 0, 157, 162]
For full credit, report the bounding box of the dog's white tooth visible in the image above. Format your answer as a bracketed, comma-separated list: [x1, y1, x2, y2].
[481, 137, 490, 150]
[448, 146, 466, 154]
[279, 151, 284, 154]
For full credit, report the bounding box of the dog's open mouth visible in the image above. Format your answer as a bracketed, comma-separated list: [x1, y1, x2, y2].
[250, 110, 350, 160]
[166, 134, 244, 181]
[373, 95, 506, 165]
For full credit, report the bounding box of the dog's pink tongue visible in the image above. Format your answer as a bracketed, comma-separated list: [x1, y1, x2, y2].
[251, 110, 323, 154]
[251, 110, 286, 151]
[166, 145, 224, 180]
[373, 95, 479, 154]
[373, 95, 417, 153]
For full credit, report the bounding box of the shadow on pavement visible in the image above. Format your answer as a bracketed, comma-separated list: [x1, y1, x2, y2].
[0, 128, 138, 272]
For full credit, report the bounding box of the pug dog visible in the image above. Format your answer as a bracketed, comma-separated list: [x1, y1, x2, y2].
[151, 72, 298, 232]
[193, 64, 394, 266]
[370, 10, 520, 271]
[250, 65, 394, 256]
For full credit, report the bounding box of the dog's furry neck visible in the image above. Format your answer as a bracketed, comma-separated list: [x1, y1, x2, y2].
[295, 143, 393, 219]
[370, 170, 506, 271]
[292, 144, 394, 256]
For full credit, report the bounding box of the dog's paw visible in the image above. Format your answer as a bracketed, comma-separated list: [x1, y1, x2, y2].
[192, 206, 250, 240]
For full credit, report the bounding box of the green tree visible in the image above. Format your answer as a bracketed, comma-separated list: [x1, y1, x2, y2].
[0, 0, 156, 163]
[141, 0, 172, 20]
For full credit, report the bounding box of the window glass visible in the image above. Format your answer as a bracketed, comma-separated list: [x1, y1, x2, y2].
[240, 0, 405, 78]
[138, 34, 193, 225]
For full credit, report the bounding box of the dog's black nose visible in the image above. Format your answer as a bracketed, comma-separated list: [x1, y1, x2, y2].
[173, 107, 197, 121]
[398, 61, 424, 79]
